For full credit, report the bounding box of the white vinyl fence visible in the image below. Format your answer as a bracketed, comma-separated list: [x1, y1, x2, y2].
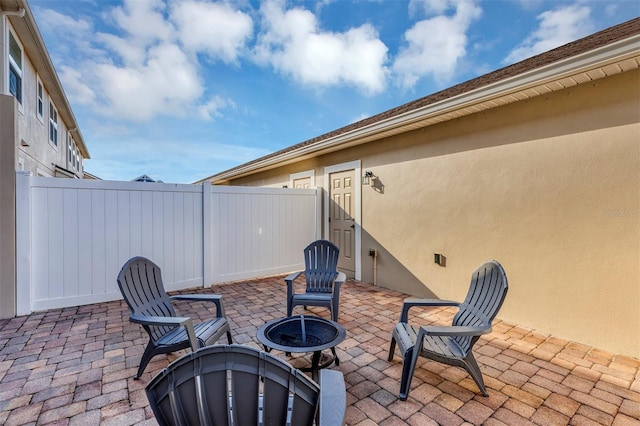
[15, 172, 318, 315]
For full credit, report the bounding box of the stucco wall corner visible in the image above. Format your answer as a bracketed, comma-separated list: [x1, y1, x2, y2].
[0, 94, 18, 319]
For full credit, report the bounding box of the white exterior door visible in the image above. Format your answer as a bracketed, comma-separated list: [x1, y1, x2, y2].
[328, 170, 356, 276]
[324, 161, 362, 280]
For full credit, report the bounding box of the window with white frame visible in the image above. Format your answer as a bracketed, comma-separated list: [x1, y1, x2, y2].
[37, 77, 44, 121]
[67, 133, 73, 167]
[67, 133, 83, 172]
[49, 102, 58, 147]
[8, 31, 23, 105]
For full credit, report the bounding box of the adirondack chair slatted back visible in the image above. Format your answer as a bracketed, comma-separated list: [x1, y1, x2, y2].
[117, 257, 177, 342]
[452, 261, 508, 353]
[146, 345, 320, 426]
[303, 240, 339, 293]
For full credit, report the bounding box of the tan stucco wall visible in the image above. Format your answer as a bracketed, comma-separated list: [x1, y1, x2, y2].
[0, 95, 17, 318]
[223, 69, 640, 357]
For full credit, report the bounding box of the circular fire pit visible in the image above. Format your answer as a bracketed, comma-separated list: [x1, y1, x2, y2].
[257, 315, 346, 380]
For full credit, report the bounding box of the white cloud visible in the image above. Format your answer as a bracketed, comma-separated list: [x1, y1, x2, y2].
[35, 8, 102, 108]
[503, 4, 593, 64]
[108, 0, 174, 45]
[95, 32, 148, 67]
[198, 95, 236, 121]
[36, 0, 252, 122]
[35, 8, 108, 63]
[87, 0, 204, 120]
[58, 66, 97, 105]
[254, 0, 389, 94]
[93, 43, 203, 121]
[408, 0, 453, 16]
[393, 0, 482, 88]
[604, 4, 618, 18]
[509, 0, 546, 11]
[170, 0, 253, 63]
[350, 113, 370, 124]
[37, 8, 93, 34]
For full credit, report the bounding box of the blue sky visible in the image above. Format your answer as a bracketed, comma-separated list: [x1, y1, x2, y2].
[31, 0, 639, 183]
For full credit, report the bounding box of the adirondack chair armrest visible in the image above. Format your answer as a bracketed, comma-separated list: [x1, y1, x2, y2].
[170, 294, 226, 318]
[129, 314, 199, 350]
[318, 369, 346, 426]
[400, 299, 460, 322]
[419, 324, 491, 337]
[286, 271, 304, 300]
[333, 272, 346, 294]
[285, 271, 303, 284]
[130, 313, 192, 327]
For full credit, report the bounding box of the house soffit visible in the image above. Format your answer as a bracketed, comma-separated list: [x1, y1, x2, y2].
[0, 0, 20, 14]
[379, 43, 640, 139]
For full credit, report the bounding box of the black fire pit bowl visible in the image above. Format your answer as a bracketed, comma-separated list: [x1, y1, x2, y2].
[260, 315, 345, 353]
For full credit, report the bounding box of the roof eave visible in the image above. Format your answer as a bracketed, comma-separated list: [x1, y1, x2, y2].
[207, 33, 639, 185]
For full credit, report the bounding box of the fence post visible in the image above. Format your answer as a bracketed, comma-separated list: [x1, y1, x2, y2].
[202, 183, 212, 287]
[15, 171, 31, 316]
[315, 188, 321, 239]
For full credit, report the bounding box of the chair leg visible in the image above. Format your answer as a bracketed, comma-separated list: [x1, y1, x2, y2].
[388, 336, 397, 361]
[463, 352, 489, 396]
[331, 298, 339, 322]
[287, 301, 293, 317]
[136, 342, 157, 379]
[398, 346, 415, 400]
[226, 330, 233, 344]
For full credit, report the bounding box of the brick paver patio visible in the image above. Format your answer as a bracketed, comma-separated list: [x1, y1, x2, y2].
[0, 277, 639, 425]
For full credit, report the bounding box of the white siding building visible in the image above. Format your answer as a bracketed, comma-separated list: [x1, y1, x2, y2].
[1, 0, 89, 177]
[1, 0, 90, 318]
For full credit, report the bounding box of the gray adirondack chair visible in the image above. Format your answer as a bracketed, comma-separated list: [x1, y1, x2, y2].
[388, 260, 508, 399]
[287, 240, 346, 322]
[117, 256, 232, 379]
[146, 344, 346, 426]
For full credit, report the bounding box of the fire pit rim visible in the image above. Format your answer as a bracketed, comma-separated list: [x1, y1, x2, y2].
[257, 315, 346, 353]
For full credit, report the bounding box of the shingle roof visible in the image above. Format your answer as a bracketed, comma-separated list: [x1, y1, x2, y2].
[202, 17, 640, 183]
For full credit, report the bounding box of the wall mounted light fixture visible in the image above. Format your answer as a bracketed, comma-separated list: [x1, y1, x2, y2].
[363, 170, 374, 186]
